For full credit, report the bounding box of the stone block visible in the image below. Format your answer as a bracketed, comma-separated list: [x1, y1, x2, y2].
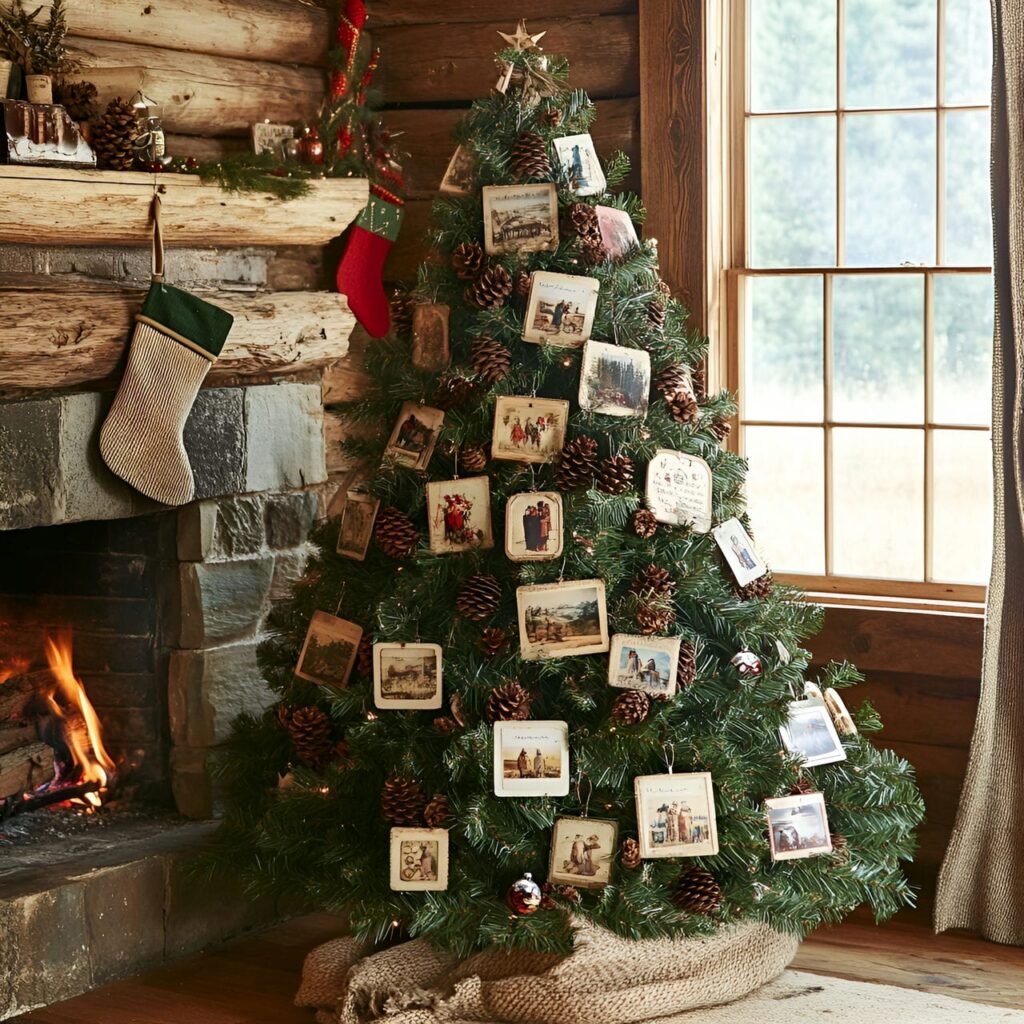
[264, 490, 319, 550]
[56, 392, 151, 523]
[270, 546, 312, 601]
[79, 859, 166, 985]
[168, 641, 272, 747]
[244, 383, 326, 493]
[0, 396, 61, 530]
[211, 496, 267, 558]
[184, 388, 246, 501]
[169, 746, 219, 820]
[177, 501, 218, 562]
[178, 556, 273, 647]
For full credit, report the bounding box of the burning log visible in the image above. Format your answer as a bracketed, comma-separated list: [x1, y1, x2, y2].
[0, 779, 103, 821]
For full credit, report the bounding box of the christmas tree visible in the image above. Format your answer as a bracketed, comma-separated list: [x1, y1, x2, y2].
[205, 26, 924, 957]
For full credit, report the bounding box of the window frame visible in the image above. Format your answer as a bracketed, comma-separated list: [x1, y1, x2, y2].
[709, 0, 991, 605]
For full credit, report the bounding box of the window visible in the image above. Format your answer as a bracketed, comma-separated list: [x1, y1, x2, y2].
[724, 0, 993, 601]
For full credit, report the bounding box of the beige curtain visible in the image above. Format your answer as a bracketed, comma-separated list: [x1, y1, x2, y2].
[934, 0, 1024, 944]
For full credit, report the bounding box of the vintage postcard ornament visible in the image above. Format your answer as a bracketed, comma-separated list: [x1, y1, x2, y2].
[634, 772, 719, 859]
[548, 816, 618, 889]
[645, 450, 713, 532]
[425, 476, 494, 554]
[712, 517, 768, 587]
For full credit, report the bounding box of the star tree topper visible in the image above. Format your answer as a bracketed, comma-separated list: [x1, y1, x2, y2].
[498, 20, 546, 52]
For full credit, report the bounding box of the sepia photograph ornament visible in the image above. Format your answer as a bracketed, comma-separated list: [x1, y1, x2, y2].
[730, 648, 763, 677]
[506, 871, 543, 915]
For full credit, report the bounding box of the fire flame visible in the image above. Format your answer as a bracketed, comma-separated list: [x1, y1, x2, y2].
[43, 635, 115, 808]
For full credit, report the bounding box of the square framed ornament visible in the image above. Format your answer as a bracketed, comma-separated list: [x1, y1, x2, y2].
[645, 450, 713, 532]
[608, 634, 682, 698]
[425, 476, 494, 554]
[516, 579, 610, 660]
[595, 205, 639, 259]
[481, 183, 559, 255]
[373, 642, 443, 710]
[712, 517, 768, 587]
[505, 491, 564, 561]
[439, 144, 475, 195]
[634, 772, 719, 859]
[384, 402, 445, 472]
[578, 340, 651, 418]
[548, 815, 618, 889]
[411, 303, 451, 373]
[765, 793, 832, 862]
[522, 271, 599, 348]
[491, 396, 569, 464]
[552, 133, 607, 196]
[294, 611, 363, 689]
[389, 827, 450, 890]
[335, 492, 380, 561]
[492, 720, 570, 797]
[779, 699, 847, 768]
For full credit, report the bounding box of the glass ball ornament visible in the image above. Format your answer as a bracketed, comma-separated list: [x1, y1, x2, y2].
[506, 871, 542, 915]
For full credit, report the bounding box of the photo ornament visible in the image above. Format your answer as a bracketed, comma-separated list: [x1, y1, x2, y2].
[481, 183, 559, 255]
[779, 699, 847, 768]
[491, 396, 568, 464]
[389, 827, 449, 890]
[578, 340, 651, 417]
[384, 402, 445, 472]
[294, 611, 363, 689]
[522, 271, 599, 348]
[645, 450, 713, 532]
[493, 720, 570, 797]
[712, 517, 769, 587]
[548, 816, 618, 889]
[634, 772, 719, 859]
[608, 634, 682, 697]
[373, 642, 443, 710]
[425, 476, 494, 554]
[505, 491, 564, 561]
[766, 793, 833, 862]
[516, 579, 610, 660]
[335, 491, 380, 561]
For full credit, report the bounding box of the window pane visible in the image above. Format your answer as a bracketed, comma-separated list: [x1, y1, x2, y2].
[931, 429, 992, 584]
[745, 276, 823, 422]
[844, 113, 936, 265]
[844, 0, 936, 108]
[944, 0, 992, 105]
[944, 110, 992, 266]
[933, 274, 993, 426]
[832, 275, 924, 423]
[745, 426, 826, 573]
[749, 116, 837, 267]
[832, 427, 924, 578]
[749, 0, 837, 112]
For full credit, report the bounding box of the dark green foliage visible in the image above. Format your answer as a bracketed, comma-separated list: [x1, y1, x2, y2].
[201, 45, 924, 956]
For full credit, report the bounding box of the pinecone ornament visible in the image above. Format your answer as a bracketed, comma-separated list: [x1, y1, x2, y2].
[511, 130, 551, 179]
[452, 241, 487, 280]
[514, 268, 532, 298]
[647, 299, 667, 333]
[478, 626, 507, 657]
[674, 867, 723, 915]
[485, 680, 532, 722]
[581, 235, 607, 267]
[735, 570, 774, 601]
[655, 364, 691, 398]
[466, 264, 514, 308]
[691, 365, 708, 401]
[375, 506, 419, 560]
[93, 97, 141, 170]
[635, 603, 675, 635]
[620, 837, 642, 870]
[356, 633, 374, 677]
[629, 564, 675, 599]
[58, 79, 98, 122]
[665, 389, 701, 425]
[711, 417, 732, 443]
[630, 507, 658, 540]
[596, 454, 635, 495]
[542, 106, 563, 127]
[380, 776, 426, 826]
[612, 689, 651, 725]
[554, 435, 599, 491]
[460, 442, 489, 473]
[278, 705, 333, 769]
[569, 201, 600, 240]
[433, 374, 482, 411]
[830, 833, 850, 864]
[390, 288, 415, 338]
[423, 793, 451, 828]
[456, 573, 502, 621]
[434, 716, 457, 734]
[677, 640, 697, 689]
[469, 336, 512, 385]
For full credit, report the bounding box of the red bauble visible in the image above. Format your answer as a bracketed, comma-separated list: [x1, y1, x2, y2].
[185, 156, 199, 170]
[298, 128, 325, 165]
[506, 872, 542, 915]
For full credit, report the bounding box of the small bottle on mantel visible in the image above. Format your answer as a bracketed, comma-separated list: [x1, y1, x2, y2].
[131, 90, 166, 169]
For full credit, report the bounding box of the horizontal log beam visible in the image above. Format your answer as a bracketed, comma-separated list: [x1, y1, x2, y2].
[0, 167, 368, 248]
[0, 278, 356, 394]
[70, 37, 323, 136]
[52, 0, 328, 65]
[375, 14, 639, 104]
[371, 2, 635, 26]
[390, 96, 640, 199]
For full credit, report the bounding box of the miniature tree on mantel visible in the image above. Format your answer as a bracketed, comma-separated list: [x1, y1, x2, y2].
[204, 25, 924, 957]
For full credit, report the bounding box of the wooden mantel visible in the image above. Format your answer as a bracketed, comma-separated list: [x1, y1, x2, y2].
[0, 167, 369, 248]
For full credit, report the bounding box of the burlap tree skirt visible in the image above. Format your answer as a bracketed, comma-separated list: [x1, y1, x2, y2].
[296, 919, 800, 1024]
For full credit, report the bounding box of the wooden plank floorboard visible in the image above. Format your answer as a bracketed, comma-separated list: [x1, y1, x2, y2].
[13, 914, 1024, 1021]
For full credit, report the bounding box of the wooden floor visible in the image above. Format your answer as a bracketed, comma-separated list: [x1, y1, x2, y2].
[14, 914, 1024, 1023]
